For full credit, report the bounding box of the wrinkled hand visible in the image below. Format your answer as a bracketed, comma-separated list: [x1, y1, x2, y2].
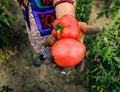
[76, 22, 100, 73]
[78, 22, 100, 43]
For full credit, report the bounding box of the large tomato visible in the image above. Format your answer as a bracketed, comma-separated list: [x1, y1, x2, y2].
[52, 38, 86, 67]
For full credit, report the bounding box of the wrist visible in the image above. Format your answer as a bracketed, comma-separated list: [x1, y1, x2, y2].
[54, 0, 76, 18]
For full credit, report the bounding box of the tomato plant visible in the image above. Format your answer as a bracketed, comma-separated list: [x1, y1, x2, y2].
[75, 0, 120, 92]
[84, 0, 120, 91]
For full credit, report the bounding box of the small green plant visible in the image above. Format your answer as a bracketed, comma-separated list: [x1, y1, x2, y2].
[84, 0, 120, 91]
[0, 0, 28, 48]
[97, 0, 120, 18]
[85, 20, 120, 91]
[0, 0, 11, 27]
[0, 53, 10, 63]
[0, 0, 12, 47]
[76, 0, 93, 22]
[76, 0, 120, 92]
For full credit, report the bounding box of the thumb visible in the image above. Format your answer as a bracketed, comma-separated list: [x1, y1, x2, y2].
[79, 22, 100, 35]
[78, 22, 100, 43]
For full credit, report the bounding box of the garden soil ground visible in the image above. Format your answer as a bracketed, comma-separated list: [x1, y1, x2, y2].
[0, 0, 112, 92]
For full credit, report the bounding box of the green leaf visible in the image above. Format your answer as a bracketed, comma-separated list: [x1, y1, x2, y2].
[113, 57, 120, 63]
[3, 18, 11, 28]
[117, 64, 120, 69]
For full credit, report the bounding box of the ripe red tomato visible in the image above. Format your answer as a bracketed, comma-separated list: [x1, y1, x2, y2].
[52, 14, 80, 40]
[59, 15, 80, 39]
[52, 38, 86, 67]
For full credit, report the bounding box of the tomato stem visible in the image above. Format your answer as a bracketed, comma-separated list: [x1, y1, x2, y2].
[56, 24, 63, 39]
[57, 29, 62, 39]
[57, 24, 63, 30]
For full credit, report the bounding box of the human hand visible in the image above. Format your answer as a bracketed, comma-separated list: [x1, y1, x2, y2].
[75, 22, 100, 73]
[78, 22, 100, 43]
[43, 20, 100, 73]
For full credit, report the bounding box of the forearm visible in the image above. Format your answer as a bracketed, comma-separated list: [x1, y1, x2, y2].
[53, 0, 76, 18]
